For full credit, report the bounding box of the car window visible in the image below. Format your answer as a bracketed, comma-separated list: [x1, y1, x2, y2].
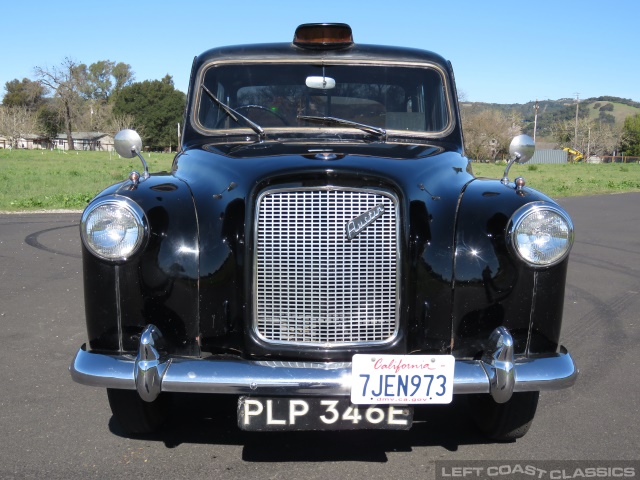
[197, 63, 450, 134]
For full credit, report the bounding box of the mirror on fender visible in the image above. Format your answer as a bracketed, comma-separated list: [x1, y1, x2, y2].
[114, 129, 143, 159]
[509, 134, 535, 164]
[114, 129, 149, 184]
[502, 134, 536, 185]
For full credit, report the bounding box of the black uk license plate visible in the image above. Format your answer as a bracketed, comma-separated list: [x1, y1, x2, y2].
[238, 397, 413, 431]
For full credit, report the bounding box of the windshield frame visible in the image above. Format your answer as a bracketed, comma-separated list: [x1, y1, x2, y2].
[191, 58, 456, 142]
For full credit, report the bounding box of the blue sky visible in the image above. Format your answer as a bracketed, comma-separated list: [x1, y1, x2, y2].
[1, 0, 638, 105]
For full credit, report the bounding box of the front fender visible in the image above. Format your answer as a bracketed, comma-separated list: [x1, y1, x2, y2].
[452, 179, 569, 358]
[82, 174, 200, 356]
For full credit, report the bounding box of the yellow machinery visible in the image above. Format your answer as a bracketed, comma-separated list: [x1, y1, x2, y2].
[563, 147, 584, 162]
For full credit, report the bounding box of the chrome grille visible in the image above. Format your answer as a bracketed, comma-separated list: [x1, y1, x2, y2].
[254, 188, 399, 346]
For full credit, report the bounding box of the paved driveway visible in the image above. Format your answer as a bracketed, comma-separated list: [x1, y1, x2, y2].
[0, 194, 638, 479]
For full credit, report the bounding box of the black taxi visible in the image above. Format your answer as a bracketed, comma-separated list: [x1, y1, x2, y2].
[70, 23, 577, 440]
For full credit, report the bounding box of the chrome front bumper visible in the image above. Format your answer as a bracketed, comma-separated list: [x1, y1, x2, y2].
[70, 325, 577, 404]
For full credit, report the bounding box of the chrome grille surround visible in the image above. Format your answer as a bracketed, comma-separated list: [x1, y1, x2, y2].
[254, 187, 400, 347]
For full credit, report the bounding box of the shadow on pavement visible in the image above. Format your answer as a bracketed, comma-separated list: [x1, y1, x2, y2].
[108, 394, 493, 462]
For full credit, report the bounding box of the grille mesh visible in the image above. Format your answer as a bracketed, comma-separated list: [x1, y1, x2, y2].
[255, 188, 399, 346]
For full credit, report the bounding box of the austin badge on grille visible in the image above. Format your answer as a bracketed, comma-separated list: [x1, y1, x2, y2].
[346, 204, 385, 240]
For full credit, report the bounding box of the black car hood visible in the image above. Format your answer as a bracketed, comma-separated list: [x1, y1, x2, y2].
[171, 141, 474, 358]
[201, 138, 448, 160]
[173, 140, 470, 192]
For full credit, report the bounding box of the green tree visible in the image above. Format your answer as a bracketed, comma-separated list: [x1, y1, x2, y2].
[598, 112, 616, 124]
[2, 78, 46, 109]
[620, 114, 640, 156]
[37, 103, 62, 141]
[112, 62, 135, 93]
[112, 78, 185, 149]
[80, 60, 135, 101]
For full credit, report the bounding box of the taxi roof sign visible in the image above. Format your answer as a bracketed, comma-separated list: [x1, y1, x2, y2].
[293, 23, 354, 49]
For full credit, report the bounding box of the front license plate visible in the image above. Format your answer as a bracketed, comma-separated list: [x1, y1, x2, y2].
[351, 354, 455, 405]
[238, 397, 413, 431]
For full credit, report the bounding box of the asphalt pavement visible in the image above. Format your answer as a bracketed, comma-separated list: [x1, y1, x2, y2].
[0, 193, 638, 479]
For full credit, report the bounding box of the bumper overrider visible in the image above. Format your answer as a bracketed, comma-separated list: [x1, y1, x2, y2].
[70, 325, 577, 404]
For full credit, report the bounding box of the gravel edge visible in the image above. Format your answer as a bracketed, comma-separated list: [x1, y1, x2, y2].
[0, 209, 83, 215]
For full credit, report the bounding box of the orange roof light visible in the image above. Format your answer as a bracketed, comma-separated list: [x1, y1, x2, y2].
[293, 23, 354, 49]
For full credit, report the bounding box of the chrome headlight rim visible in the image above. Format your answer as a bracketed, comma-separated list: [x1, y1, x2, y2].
[80, 196, 148, 262]
[506, 201, 574, 268]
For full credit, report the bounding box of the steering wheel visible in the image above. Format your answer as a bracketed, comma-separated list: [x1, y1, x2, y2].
[216, 104, 289, 128]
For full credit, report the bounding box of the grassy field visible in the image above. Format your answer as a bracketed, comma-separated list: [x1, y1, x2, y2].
[1, 148, 639, 211]
[472, 161, 640, 198]
[0, 149, 175, 211]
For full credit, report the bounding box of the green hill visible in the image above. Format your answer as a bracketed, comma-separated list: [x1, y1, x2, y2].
[584, 100, 640, 125]
[460, 96, 640, 143]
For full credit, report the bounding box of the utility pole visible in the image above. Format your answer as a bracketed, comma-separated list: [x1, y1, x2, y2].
[574, 93, 580, 150]
[533, 99, 539, 142]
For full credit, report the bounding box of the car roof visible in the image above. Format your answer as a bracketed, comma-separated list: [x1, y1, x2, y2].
[194, 42, 451, 69]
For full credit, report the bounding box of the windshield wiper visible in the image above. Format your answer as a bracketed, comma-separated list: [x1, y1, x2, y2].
[201, 85, 265, 140]
[297, 115, 387, 141]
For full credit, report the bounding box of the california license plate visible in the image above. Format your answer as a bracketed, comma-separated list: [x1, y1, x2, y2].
[238, 397, 413, 431]
[350, 354, 455, 404]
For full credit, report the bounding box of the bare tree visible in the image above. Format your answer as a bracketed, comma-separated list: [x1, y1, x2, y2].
[550, 119, 574, 147]
[72, 99, 112, 133]
[108, 112, 142, 137]
[34, 58, 86, 150]
[461, 107, 521, 162]
[461, 106, 489, 161]
[584, 121, 621, 158]
[551, 118, 621, 157]
[0, 105, 37, 148]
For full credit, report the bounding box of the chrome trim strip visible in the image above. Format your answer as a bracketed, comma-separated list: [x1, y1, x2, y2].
[70, 326, 578, 402]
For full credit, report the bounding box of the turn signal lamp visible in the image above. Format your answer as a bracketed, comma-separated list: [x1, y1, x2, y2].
[293, 23, 354, 49]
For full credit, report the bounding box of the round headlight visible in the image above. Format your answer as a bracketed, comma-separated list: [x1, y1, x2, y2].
[507, 203, 574, 267]
[81, 198, 147, 261]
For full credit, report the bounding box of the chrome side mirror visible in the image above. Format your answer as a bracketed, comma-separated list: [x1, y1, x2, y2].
[114, 129, 142, 158]
[114, 129, 149, 184]
[509, 134, 535, 164]
[502, 134, 535, 185]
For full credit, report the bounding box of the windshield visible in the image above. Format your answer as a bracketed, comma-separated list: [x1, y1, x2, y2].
[195, 63, 451, 137]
